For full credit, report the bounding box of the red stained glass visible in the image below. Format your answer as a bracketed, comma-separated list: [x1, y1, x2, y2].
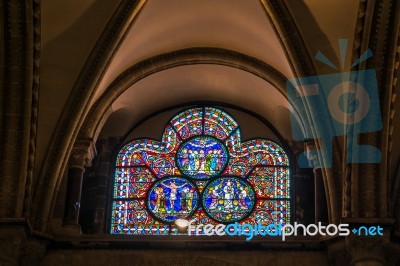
[111, 107, 290, 235]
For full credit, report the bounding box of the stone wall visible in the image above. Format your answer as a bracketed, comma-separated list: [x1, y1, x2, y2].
[43, 250, 329, 266]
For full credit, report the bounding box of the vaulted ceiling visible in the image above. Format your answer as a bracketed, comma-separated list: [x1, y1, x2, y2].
[37, 0, 359, 177]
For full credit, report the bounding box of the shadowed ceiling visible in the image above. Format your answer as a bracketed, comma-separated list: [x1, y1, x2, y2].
[37, 0, 359, 179]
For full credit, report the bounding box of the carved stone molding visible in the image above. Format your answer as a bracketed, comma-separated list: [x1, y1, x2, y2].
[260, 0, 343, 224]
[0, 0, 34, 219]
[346, 0, 398, 220]
[69, 149, 92, 169]
[346, 236, 389, 266]
[303, 140, 320, 168]
[69, 139, 96, 169]
[62, 139, 96, 232]
[260, 0, 317, 78]
[24, 0, 41, 218]
[351, 0, 371, 69]
[367, 0, 396, 219]
[388, 6, 400, 232]
[80, 137, 119, 234]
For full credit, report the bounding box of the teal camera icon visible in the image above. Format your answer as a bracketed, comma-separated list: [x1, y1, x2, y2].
[287, 45, 382, 168]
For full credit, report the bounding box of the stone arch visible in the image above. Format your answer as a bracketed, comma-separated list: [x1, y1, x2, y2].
[32, 0, 343, 233]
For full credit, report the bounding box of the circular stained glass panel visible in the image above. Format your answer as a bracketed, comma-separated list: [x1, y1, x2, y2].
[202, 177, 255, 223]
[176, 136, 228, 179]
[147, 177, 199, 223]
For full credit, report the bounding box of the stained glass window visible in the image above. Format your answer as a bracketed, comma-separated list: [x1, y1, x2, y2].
[202, 177, 255, 223]
[111, 107, 290, 235]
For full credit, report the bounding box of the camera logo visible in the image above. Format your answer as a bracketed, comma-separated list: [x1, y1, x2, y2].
[287, 39, 382, 168]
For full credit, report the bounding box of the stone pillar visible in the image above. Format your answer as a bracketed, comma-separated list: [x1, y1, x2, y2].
[79, 137, 119, 234]
[93, 137, 119, 233]
[303, 140, 328, 224]
[314, 168, 328, 224]
[288, 140, 315, 225]
[346, 236, 389, 266]
[62, 139, 95, 234]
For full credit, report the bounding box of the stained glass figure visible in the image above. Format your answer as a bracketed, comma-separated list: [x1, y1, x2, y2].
[202, 177, 255, 223]
[147, 177, 199, 222]
[111, 106, 291, 235]
[176, 136, 228, 179]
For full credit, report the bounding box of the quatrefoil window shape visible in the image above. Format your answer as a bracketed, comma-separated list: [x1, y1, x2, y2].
[111, 107, 291, 235]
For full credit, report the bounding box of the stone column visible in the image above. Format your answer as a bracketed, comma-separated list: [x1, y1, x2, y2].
[62, 139, 95, 234]
[79, 137, 119, 234]
[314, 168, 328, 224]
[346, 236, 389, 266]
[303, 140, 328, 224]
[93, 137, 119, 233]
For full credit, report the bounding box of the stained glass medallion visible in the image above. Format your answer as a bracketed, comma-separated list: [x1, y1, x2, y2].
[147, 177, 199, 222]
[176, 136, 229, 179]
[111, 106, 291, 235]
[202, 177, 255, 223]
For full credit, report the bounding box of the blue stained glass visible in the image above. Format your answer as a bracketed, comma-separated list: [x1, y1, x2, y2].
[176, 136, 229, 179]
[111, 106, 291, 235]
[202, 177, 255, 223]
[147, 177, 199, 223]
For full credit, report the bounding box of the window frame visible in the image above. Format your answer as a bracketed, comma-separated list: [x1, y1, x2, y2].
[107, 105, 295, 237]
